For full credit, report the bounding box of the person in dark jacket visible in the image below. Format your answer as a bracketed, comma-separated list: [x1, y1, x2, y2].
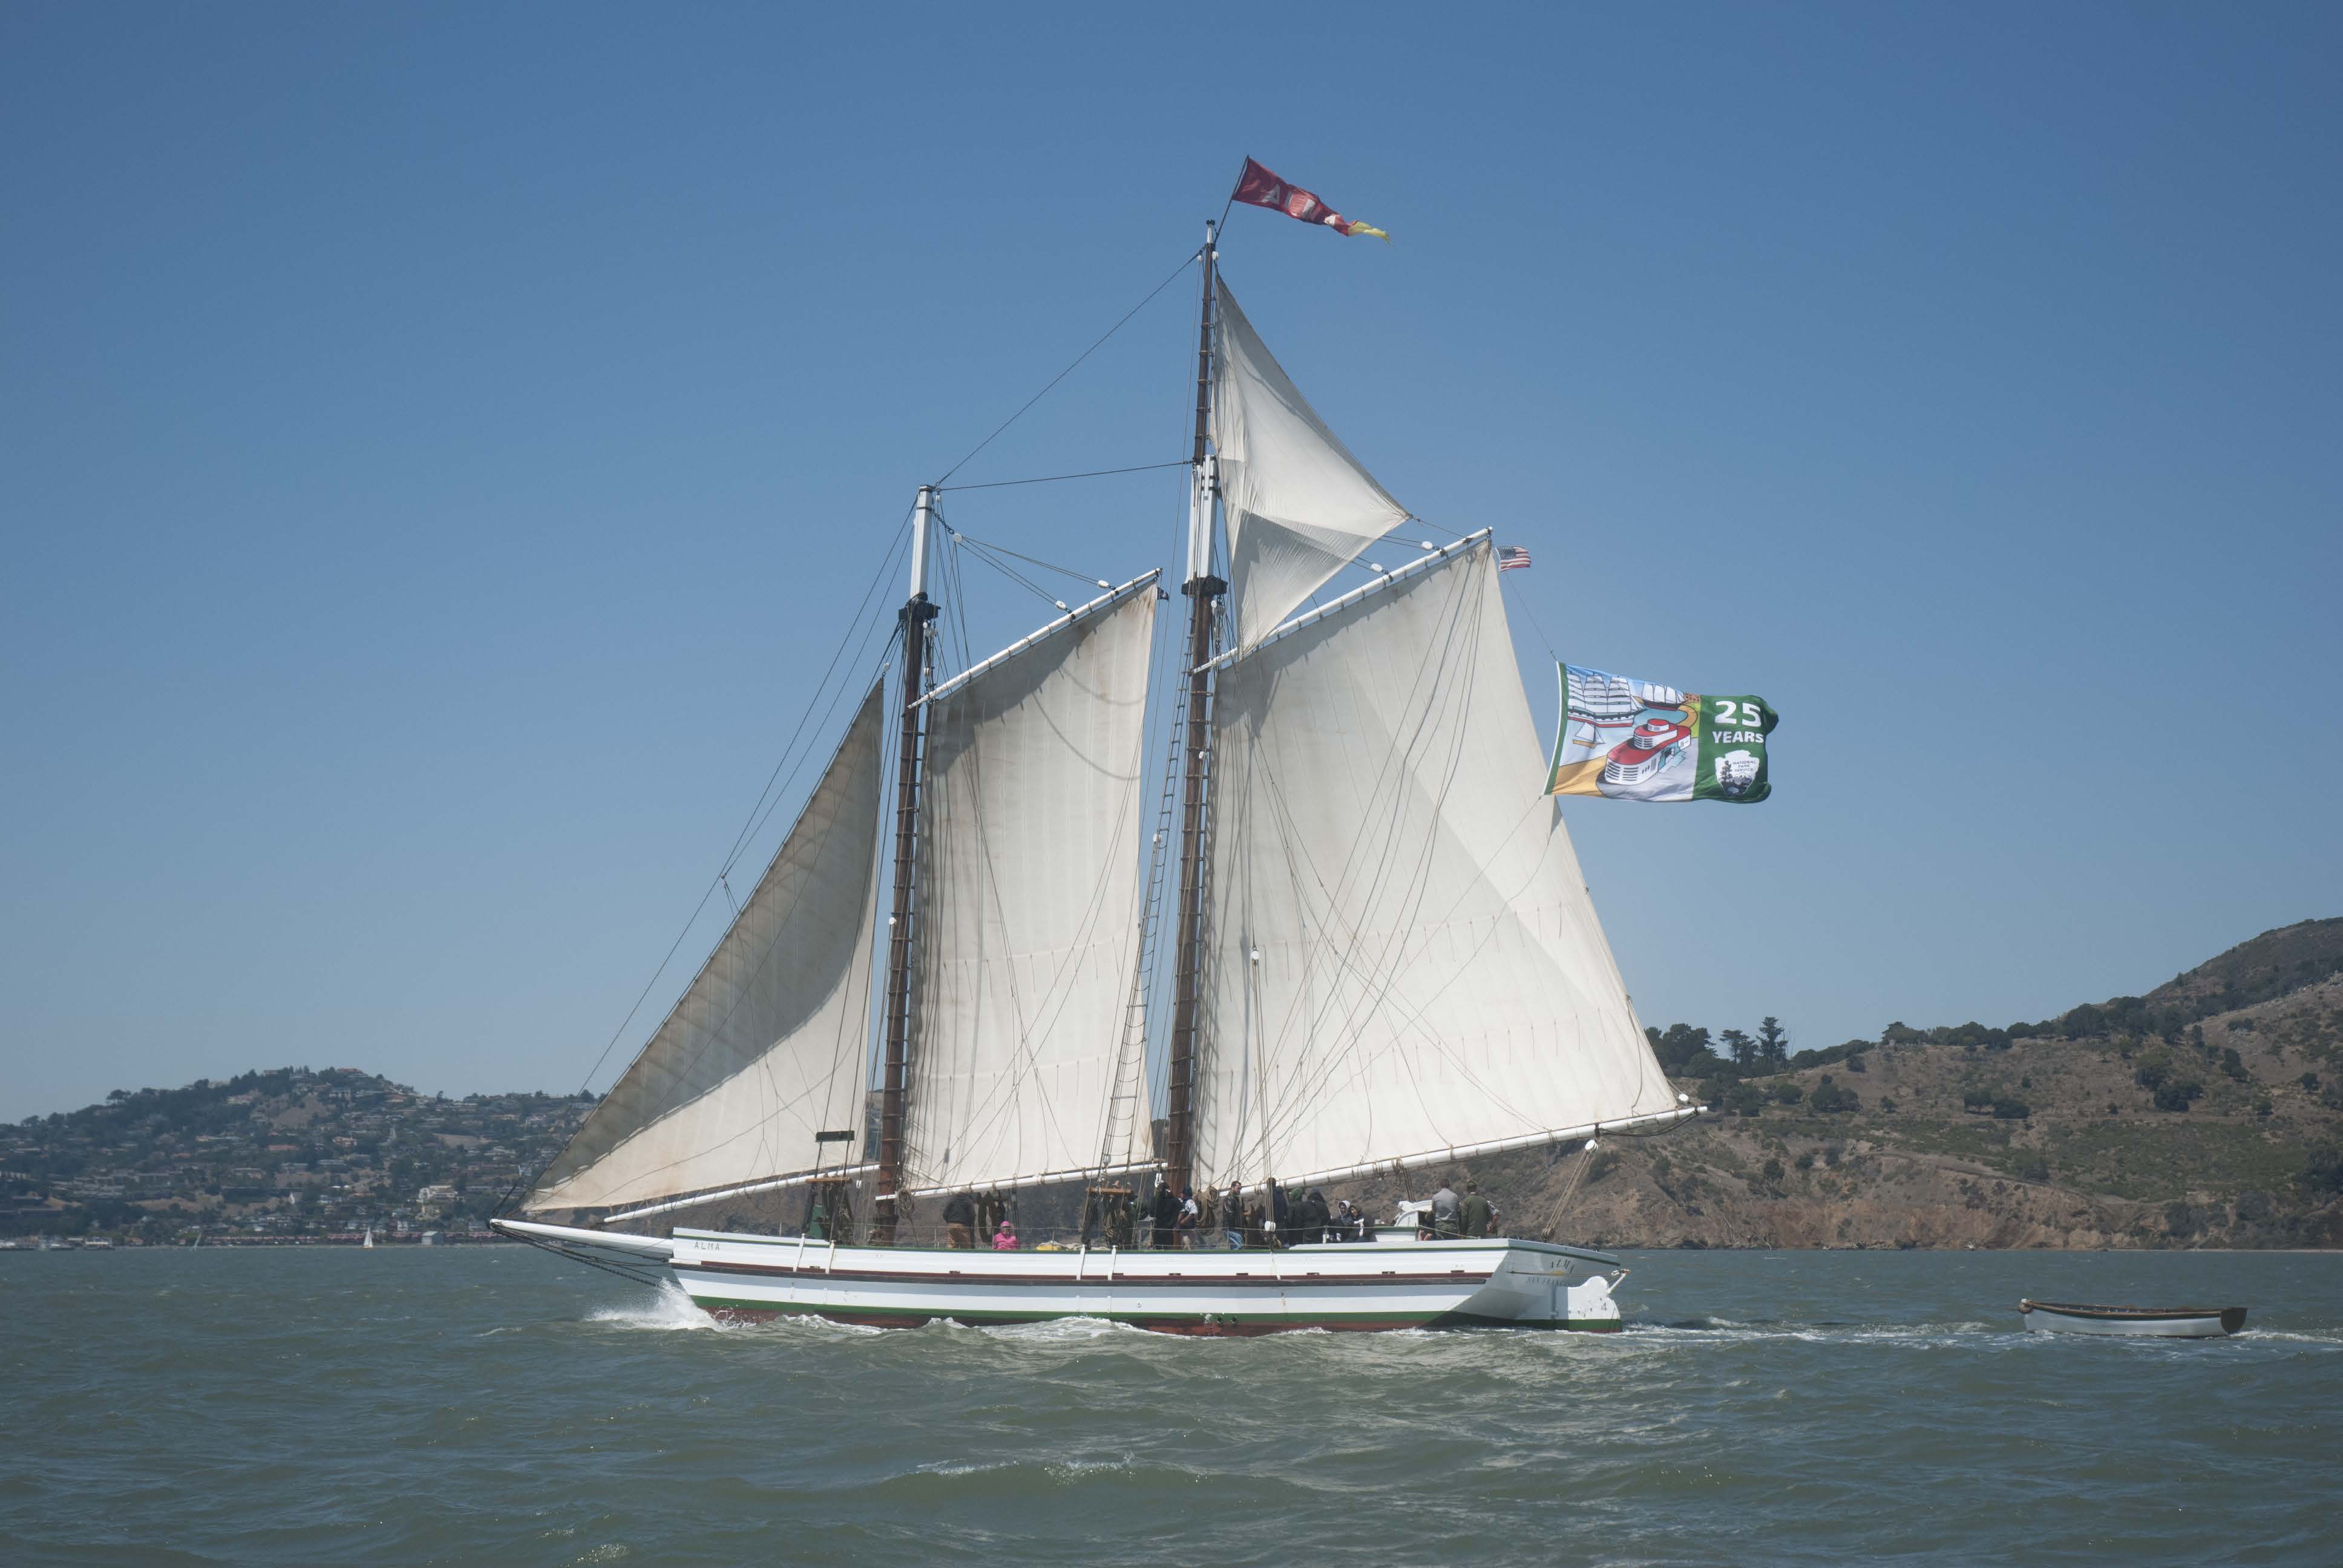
[943, 1191, 977, 1249]
[1150, 1180, 1180, 1249]
[1268, 1179, 1289, 1246]
[1460, 1181, 1495, 1238]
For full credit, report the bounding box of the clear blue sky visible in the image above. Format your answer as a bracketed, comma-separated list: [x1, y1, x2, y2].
[5, 4, 2338, 1120]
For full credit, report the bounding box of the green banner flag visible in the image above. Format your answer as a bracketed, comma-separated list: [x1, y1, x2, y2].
[1545, 664, 1777, 803]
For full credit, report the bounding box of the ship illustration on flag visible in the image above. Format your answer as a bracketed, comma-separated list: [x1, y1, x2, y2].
[1547, 665, 1775, 803]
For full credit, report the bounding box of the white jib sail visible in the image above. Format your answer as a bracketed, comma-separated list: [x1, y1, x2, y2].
[903, 575, 1159, 1195]
[523, 682, 887, 1214]
[1212, 278, 1412, 651]
[1193, 541, 1680, 1190]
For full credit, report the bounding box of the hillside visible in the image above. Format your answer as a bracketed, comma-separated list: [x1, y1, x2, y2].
[1409, 919, 2343, 1250]
[1, 1067, 593, 1240]
[14, 922, 2341, 1249]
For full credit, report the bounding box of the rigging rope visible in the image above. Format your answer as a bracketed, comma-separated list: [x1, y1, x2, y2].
[949, 529, 1116, 589]
[1542, 1138, 1599, 1241]
[933, 250, 1201, 485]
[939, 459, 1190, 494]
[949, 531, 1064, 612]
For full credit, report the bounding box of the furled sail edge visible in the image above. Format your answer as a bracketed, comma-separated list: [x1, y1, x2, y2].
[598, 1162, 878, 1225]
[521, 677, 889, 1215]
[1234, 1106, 1700, 1197]
[902, 1157, 1160, 1201]
[1196, 528, 1492, 676]
[917, 567, 1164, 709]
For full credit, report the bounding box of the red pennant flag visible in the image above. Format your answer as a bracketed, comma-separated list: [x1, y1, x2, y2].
[1231, 157, 1388, 242]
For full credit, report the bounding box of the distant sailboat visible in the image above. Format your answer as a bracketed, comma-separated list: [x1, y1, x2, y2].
[362, 1229, 375, 1249]
[497, 212, 1697, 1332]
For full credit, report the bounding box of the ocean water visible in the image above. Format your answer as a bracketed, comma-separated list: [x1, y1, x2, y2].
[1, 1247, 2335, 1566]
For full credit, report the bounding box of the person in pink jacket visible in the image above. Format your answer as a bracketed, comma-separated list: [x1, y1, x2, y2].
[991, 1219, 1019, 1250]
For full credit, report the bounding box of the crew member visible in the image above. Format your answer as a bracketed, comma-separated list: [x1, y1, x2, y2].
[943, 1190, 977, 1249]
[1430, 1180, 1462, 1238]
[1150, 1178, 1180, 1249]
[1460, 1181, 1495, 1238]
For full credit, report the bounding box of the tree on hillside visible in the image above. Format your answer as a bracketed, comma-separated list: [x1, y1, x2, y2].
[1757, 1018, 1789, 1066]
[1809, 1076, 1860, 1113]
[1646, 1024, 1719, 1077]
[1719, 1029, 1756, 1067]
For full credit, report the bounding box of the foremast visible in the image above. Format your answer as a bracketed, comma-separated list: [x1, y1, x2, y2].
[1162, 221, 1222, 1199]
[874, 484, 937, 1241]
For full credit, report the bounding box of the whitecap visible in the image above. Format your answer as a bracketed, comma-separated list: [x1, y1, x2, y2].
[586, 1281, 716, 1333]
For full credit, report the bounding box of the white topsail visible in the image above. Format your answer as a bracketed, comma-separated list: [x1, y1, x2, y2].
[1191, 542, 1680, 1189]
[902, 575, 1160, 1195]
[525, 682, 888, 1214]
[1211, 278, 1411, 649]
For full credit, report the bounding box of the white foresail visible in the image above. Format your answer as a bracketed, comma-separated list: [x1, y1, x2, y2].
[1211, 278, 1411, 650]
[523, 682, 887, 1214]
[1193, 541, 1680, 1189]
[903, 575, 1159, 1195]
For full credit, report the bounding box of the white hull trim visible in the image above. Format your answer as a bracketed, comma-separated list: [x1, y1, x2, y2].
[496, 1220, 1628, 1334]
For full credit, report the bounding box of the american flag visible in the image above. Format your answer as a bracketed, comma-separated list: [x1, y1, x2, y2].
[1496, 544, 1532, 572]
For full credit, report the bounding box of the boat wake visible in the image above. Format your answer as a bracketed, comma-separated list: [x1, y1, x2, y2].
[586, 1282, 718, 1333]
[1624, 1318, 2020, 1348]
[2233, 1328, 2343, 1347]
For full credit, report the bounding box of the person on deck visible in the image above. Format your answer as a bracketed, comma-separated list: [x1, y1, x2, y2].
[1221, 1186, 1245, 1249]
[1268, 1179, 1289, 1247]
[1150, 1180, 1180, 1249]
[1430, 1181, 1462, 1238]
[943, 1190, 977, 1249]
[1460, 1181, 1495, 1238]
[1177, 1186, 1200, 1249]
[991, 1219, 1019, 1250]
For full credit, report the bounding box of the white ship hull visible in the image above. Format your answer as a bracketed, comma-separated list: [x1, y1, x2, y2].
[498, 1220, 1627, 1333]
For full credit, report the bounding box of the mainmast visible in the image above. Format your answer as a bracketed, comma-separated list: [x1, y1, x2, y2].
[1162, 221, 1221, 1199]
[874, 484, 937, 1241]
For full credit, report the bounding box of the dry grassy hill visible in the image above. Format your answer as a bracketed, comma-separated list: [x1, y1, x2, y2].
[1383, 919, 2343, 1250]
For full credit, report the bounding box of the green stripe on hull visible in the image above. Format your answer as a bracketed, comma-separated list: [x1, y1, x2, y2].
[684, 1292, 1620, 1333]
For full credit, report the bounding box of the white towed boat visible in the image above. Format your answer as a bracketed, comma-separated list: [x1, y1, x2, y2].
[2019, 1299, 2247, 1338]
[494, 193, 1708, 1335]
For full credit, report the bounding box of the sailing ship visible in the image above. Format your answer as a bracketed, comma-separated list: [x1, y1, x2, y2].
[494, 215, 1700, 1333]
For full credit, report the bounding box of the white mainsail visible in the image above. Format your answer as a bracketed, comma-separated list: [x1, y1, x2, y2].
[524, 682, 888, 1214]
[1191, 541, 1681, 1190]
[1211, 278, 1411, 650]
[901, 575, 1160, 1195]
